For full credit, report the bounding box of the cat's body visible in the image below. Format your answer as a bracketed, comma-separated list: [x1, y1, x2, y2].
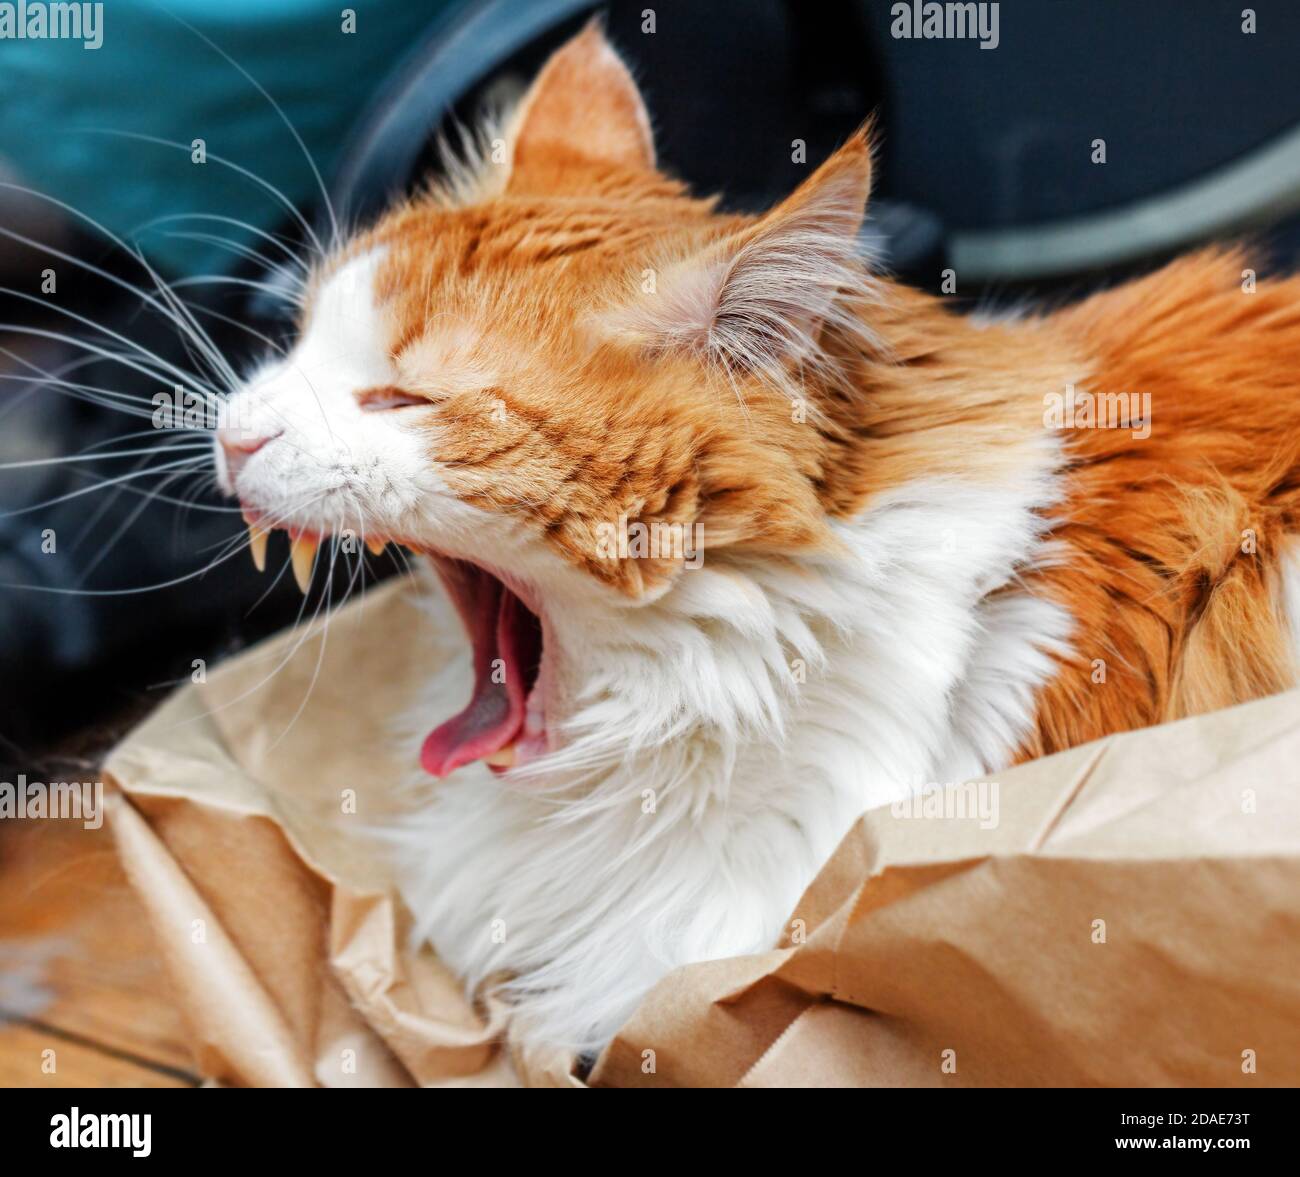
[215, 27, 1300, 1054]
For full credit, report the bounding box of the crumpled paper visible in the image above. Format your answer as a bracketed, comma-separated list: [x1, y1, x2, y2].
[105, 578, 1300, 1086]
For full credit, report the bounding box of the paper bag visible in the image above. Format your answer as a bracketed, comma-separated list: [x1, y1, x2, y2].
[104, 578, 1300, 1086]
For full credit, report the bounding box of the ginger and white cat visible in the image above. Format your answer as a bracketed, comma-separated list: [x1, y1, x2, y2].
[215, 26, 1300, 1053]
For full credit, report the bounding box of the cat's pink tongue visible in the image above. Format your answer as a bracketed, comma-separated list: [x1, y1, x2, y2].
[420, 575, 530, 778]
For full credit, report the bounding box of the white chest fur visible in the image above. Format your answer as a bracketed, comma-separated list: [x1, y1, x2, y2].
[389, 467, 1072, 1053]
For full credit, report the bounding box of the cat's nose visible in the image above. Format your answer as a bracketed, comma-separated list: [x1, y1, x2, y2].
[218, 429, 279, 481]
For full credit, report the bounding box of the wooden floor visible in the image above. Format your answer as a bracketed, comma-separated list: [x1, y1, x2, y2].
[0, 817, 198, 1087]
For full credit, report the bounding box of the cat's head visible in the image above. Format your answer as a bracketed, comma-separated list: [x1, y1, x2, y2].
[215, 23, 876, 779]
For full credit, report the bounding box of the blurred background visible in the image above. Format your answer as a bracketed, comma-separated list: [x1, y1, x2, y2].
[3, 0, 1300, 775]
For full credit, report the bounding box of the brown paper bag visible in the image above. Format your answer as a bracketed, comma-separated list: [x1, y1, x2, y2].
[105, 578, 1300, 1087]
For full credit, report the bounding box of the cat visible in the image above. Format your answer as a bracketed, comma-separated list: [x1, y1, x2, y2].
[214, 24, 1300, 1055]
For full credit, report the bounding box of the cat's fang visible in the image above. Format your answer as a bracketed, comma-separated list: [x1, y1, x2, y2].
[366, 536, 387, 556]
[247, 524, 269, 573]
[290, 535, 318, 593]
[483, 745, 516, 768]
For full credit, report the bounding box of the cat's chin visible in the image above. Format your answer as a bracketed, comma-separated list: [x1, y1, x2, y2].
[236, 506, 550, 779]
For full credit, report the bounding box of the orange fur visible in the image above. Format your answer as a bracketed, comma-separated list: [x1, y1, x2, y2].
[326, 27, 1300, 757]
[1021, 249, 1300, 754]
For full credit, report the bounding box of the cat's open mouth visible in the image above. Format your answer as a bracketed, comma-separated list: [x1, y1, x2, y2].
[240, 511, 546, 778]
[422, 555, 546, 778]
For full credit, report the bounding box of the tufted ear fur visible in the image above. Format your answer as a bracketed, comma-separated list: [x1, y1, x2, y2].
[506, 21, 655, 191]
[603, 130, 875, 383]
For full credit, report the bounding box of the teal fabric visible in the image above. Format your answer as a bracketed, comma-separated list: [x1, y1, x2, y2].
[0, 0, 449, 273]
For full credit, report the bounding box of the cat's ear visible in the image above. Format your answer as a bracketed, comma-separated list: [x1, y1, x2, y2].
[507, 21, 655, 188]
[604, 130, 875, 376]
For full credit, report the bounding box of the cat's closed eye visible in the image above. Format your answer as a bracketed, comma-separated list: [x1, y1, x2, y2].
[356, 385, 430, 412]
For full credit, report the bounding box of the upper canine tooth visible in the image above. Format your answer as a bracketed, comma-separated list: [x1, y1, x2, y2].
[365, 536, 387, 556]
[248, 523, 269, 573]
[290, 535, 318, 593]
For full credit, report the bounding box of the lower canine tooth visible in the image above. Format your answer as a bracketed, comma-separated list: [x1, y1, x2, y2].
[248, 524, 268, 573]
[290, 536, 318, 593]
[365, 536, 387, 556]
[483, 745, 516, 768]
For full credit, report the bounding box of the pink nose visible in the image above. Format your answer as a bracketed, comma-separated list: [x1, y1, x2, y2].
[219, 430, 277, 481]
